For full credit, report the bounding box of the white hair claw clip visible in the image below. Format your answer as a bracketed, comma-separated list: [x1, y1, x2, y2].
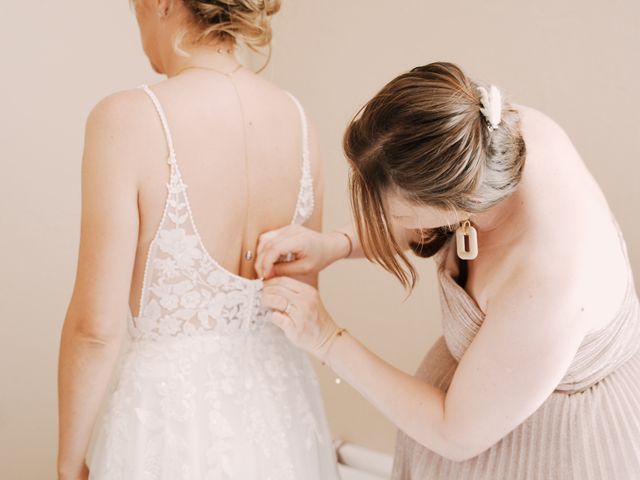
[477, 85, 502, 131]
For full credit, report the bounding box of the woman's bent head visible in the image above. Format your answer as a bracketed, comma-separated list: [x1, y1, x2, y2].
[344, 62, 526, 288]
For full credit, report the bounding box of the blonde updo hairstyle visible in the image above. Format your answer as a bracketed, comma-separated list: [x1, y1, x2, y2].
[181, 0, 280, 50]
[130, 0, 280, 51]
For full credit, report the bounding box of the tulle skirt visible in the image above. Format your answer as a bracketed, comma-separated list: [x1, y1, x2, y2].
[88, 323, 340, 480]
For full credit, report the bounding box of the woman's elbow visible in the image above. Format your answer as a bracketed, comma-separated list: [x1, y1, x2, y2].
[427, 439, 479, 463]
[403, 411, 486, 462]
[444, 445, 488, 463]
[436, 424, 497, 462]
[62, 310, 126, 346]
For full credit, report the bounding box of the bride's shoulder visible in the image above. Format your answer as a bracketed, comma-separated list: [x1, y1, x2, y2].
[82, 87, 158, 176]
[86, 86, 154, 134]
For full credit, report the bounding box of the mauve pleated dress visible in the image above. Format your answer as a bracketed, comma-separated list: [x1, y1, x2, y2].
[392, 218, 640, 479]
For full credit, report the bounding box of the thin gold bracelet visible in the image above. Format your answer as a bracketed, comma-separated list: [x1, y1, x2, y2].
[334, 231, 353, 259]
[321, 327, 347, 366]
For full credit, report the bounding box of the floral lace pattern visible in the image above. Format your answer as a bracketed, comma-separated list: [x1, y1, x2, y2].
[89, 329, 337, 480]
[286, 92, 315, 225]
[129, 86, 314, 341]
[129, 162, 271, 341]
[86, 85, 339, 480]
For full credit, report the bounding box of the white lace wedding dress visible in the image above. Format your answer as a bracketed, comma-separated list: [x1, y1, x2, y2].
[87, 84, 341, 480]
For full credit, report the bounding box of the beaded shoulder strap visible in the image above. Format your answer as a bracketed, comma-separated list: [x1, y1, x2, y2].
[138, 84, 177, 166]
[284, 91, 315, 225]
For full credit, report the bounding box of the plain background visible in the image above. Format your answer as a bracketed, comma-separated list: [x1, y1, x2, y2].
[1, 1, 638, 477]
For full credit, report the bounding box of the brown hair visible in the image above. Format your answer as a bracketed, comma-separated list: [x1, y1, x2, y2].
[344, 62, 526, 289]
[182, 0, 281, 50]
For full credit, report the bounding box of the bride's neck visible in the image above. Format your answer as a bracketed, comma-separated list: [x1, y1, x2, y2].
[166, 42, 239, 77]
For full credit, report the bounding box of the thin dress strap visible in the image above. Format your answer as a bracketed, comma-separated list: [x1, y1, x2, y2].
[138, 84, 313, 226]
[138, 84, 177, 166]
[284, 91, 315, 225]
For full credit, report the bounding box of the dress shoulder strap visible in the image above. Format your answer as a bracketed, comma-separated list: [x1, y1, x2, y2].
[138, 84, 177, 166]
[284, 91, 310, 174]
[284, 91, 315, 225]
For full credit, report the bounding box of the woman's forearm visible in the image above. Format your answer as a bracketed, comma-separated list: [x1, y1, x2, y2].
[57, 320, 123, 477]
[327, 222, 413, 263]
[327, 224, 365, 261]
[323, 331, 460, 460]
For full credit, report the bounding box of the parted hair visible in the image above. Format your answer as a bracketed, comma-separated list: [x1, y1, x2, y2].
[343, 62, 527, 289]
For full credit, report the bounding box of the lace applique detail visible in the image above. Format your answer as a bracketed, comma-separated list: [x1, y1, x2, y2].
[291, 156, 314, 225]
[130, 162, 271, 341]
[129, 87, 314, 341]
[286, 91, 315, 225]
[91, 333, 334, 479]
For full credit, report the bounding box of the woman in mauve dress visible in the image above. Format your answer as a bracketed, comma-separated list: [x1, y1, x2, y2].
[256, 61, 640, 479]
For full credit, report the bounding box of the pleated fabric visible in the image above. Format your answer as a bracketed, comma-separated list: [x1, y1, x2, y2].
[392, 219, 640, 479]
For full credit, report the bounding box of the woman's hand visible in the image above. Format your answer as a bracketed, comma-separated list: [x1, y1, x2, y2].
[261, 276, 342, 362]
[255, 225, 352, 280]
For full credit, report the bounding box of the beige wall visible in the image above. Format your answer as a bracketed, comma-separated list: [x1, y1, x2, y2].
[1, 1, 638, 478]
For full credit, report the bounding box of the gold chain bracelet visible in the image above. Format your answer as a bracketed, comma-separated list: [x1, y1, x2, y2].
[320, 327, 347, 366]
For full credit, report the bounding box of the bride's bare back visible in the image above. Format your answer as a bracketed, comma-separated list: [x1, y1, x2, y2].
[129, 69, 320, 317]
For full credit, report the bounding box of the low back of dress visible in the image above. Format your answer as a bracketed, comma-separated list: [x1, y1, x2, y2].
[130, 83, 314, 341]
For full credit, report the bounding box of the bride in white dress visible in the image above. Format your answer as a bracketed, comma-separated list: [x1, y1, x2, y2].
[57, 1, 341, 479]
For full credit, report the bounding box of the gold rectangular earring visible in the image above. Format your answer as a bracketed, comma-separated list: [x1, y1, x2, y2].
[456, 220, 478, 260]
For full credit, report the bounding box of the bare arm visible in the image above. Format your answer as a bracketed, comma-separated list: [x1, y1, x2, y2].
[264, 253, 589, 461]
[322, 261, 588, 460]
[255, 212, 417, 278]
[57, 91, 141, 478]
[331, 218, 418, 260]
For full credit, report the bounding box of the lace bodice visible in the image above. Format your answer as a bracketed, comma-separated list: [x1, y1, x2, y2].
[129, 84, 314, 341]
